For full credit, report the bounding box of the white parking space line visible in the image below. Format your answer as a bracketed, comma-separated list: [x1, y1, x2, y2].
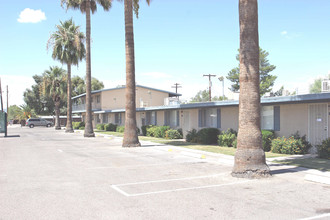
[86, 161, 202, 170]
[299, 213, 330, 220]
[115, 173, 228, 186]
[112, 179, 252, 197]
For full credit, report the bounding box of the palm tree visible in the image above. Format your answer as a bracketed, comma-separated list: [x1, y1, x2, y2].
[47, 18, 86, 133]
[61, 0, 112, 137]
[122, 0, 150, 147]
[41, 66, 67, 130]
[232, 0, 270, 178]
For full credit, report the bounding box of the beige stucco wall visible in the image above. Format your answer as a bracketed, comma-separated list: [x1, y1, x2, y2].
[100, 86, 171, 110]
[221, 107, 239, 132]
[275, 103, 308, 137]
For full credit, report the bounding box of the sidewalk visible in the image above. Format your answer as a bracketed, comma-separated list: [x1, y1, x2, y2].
[75, 130, 330, 185]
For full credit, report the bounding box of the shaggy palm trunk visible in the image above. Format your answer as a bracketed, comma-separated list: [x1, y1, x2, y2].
[65, 63, 74, 133]
[84, 0, 95, 137]
[54, 97, 61, 130]
[232, 0, 270, 178]
[122, 0, 140, 147]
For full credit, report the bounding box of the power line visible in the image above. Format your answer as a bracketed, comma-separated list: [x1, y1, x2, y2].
[203, 74, 216, 101]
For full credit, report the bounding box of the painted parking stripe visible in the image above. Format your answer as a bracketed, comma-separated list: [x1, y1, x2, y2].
[299, 213, 330, 220]
[86, 161, 202, 170]
[112, 179, 252, 197]
[115, 173, 228, 186]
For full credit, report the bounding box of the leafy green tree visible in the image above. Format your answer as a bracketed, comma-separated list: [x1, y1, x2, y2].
[61, 0, 112, 137]
[40, 66, 67, 130]
[227, 48, 276, 96]
[8, 105, 23, 121]
[309, 78, 322, 94]
[48, 18, 86, 133]
[23, 75, 56, 115]
[190, 90, 228, 102]
[122, 0, 151, 147]
[71, 76, 104, 97]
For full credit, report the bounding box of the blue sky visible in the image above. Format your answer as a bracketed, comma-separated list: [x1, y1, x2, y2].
[0, 0, 329, 106]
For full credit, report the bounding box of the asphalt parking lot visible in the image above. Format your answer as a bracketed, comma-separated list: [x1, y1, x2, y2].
[1, 126, 330, 220]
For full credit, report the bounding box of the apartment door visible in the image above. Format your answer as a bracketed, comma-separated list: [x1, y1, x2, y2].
[309, 104, 328, 146]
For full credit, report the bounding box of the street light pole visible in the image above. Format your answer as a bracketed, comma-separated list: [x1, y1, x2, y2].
[218, 76, 224, 100]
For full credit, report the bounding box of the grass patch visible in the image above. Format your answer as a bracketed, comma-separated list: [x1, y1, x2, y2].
[95, 131, 124, 137]
[274, 158, 330, 172]
[97, 131, 288, 158]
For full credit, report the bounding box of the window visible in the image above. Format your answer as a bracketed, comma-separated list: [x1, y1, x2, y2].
[198, 108, 220, 128]
[115, 113, 122, 125]
[261, 106, 274, 130]
[102, 113, 108, 123]
[96, 114, 101, 123]
[146, 111, 157, 125]
[260, 106, 280, 131]
[164, 110, 179, 127]
[96, 95, 101, 103]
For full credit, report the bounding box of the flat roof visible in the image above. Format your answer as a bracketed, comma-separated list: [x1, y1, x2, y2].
[73, 92, 330, 114]
[72, 84, 181, 99]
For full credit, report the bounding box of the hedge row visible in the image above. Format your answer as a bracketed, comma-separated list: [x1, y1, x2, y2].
[186, 128, 314, 156]
[142, 125, 182, 139]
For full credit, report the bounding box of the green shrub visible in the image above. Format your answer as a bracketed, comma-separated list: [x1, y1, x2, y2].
[79, 126, 85, 130]
[154, 126, 170, 138]
[218, 129, 237, 147]
[271, 137, 306, 155]
[104, 123, 117, 131]
[73, 122, 80, 129]
[146, 126, 157, 137]
[141, 125, 153, 136]
[73, 121, 85, 129]
[136, 127, 140, 135]
[197, 128, 220, 145]
[232, 139, 237, 148]
[166, 129, 182, 139]
[96, 123, 105, 130]
[318, 138, 330, 159]
[116, 126, 125, 133]
[261, 130, 275, 152]
[291, 132, 312, 154]
[177, 128, 183, 137]
[186, 129, 198, 143]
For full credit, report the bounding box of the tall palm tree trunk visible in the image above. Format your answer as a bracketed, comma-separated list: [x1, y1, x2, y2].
[232, 0, 270, 178]
[65, 63, 74, 133]
[84, 0, 95, 137]
[55, 97, 61, 130]
[122, 0, 140, 147]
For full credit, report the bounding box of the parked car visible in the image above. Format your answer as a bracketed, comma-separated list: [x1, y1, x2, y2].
[26, 118, 53, 128]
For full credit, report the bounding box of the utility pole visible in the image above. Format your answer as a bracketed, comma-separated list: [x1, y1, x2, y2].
[6, 85, 8, 129]
[6, 85, 8, 113]
[203, 74, 216, 101]
[171, 83, 182, 99]
[0, 78, 3, 112]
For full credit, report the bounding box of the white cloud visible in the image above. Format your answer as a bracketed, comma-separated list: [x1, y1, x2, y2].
[280, 31, 287, 35]
[17, 8, 46, 23]
[142, 72, 172, 79]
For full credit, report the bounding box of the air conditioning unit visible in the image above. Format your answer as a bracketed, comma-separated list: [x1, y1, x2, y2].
[164, 97, 181, 106]
[322, 80, 330, 92]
